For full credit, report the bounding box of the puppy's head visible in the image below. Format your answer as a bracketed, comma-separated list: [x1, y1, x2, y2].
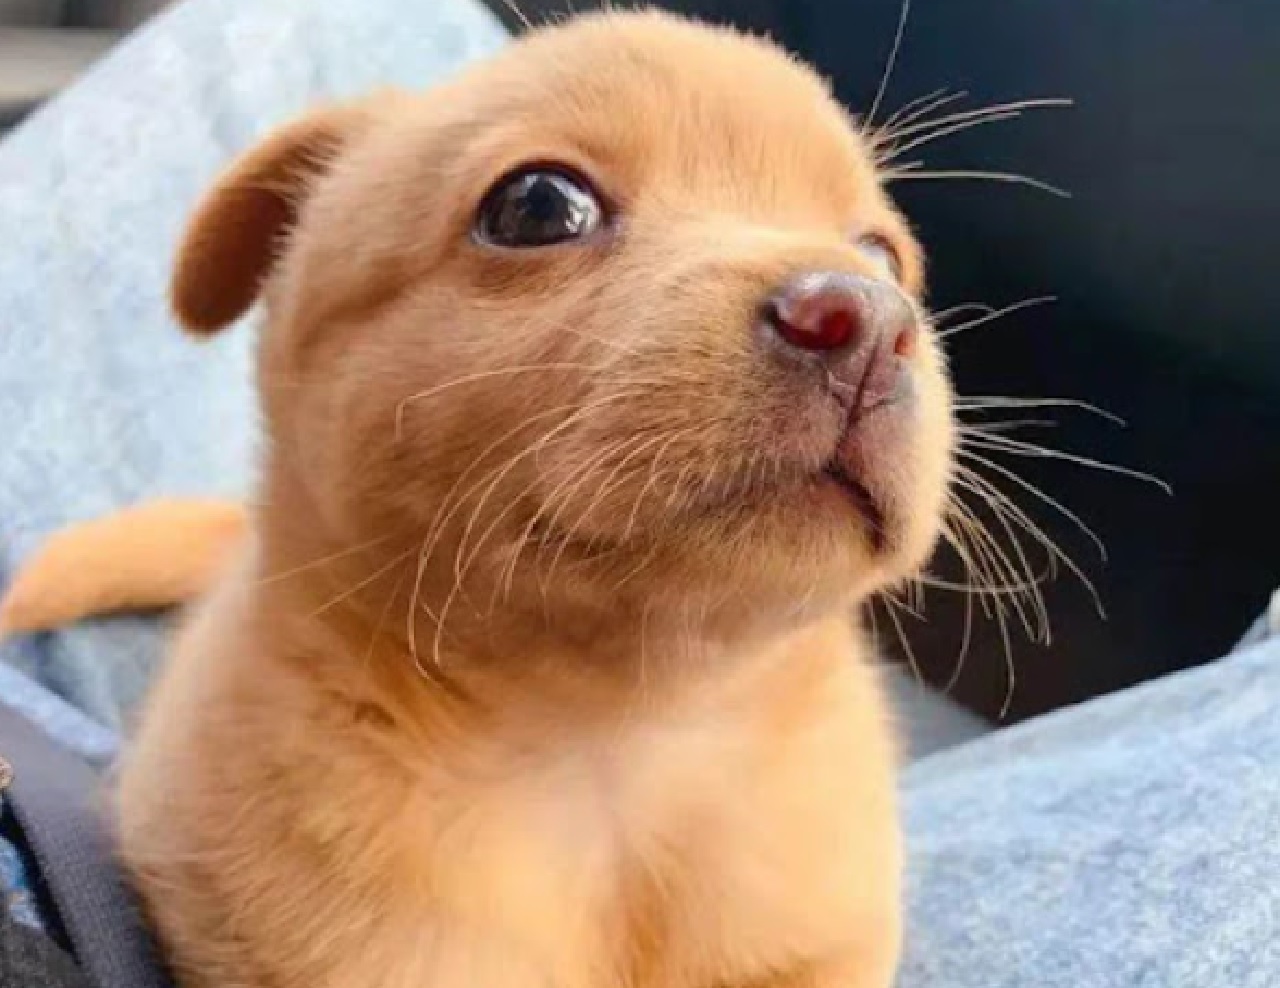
[174, 12, 953, 641]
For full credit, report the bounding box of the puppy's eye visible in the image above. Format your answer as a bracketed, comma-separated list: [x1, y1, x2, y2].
[855, 233, 903, 283]
[475, 168, 604, 248]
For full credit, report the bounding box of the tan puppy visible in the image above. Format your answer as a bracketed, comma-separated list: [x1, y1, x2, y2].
[2, 11, 955, 988]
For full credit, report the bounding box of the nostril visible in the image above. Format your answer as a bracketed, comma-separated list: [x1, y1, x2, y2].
[892, 321, 919, 358]
[765, 271, 920, 413]
[810, 308, 858, 350]
[766, 281, 865, 353]
[770, 305, 859, 351]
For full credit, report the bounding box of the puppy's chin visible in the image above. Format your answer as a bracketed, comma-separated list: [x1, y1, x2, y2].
[668, 490, 943, 613]
[523, 442, 948, 628]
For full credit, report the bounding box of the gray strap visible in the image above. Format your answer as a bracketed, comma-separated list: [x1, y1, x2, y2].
[0, 908, 87, 988]
[0, 702, 174, 988]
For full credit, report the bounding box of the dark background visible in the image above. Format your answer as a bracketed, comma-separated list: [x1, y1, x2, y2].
[489, 0, 1280, 723]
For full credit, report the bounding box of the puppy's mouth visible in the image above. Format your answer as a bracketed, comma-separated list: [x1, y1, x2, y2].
[680, 418, 901, 556]
[732, 395, 916, 556]
[816, 461, 888, 552]
[805, 374, 927, 554]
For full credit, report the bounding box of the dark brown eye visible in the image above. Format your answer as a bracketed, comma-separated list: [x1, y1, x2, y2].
[475, 168, 604, 248]
[855, 233, 903, 283]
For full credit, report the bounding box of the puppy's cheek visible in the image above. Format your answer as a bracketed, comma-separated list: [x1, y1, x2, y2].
[895, 368, 955, 575]
[290, 344, 440, 541]
[287, 375, 386, 538]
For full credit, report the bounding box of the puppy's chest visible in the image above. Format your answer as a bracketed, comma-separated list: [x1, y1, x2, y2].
[400, 707, 874, 987]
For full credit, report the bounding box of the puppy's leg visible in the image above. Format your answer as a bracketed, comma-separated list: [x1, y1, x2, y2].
[0, 498, 245, 634]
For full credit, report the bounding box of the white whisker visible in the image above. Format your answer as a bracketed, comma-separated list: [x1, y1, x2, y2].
[936, 295, 1057, 339]
[884, 168, 1071, 198]
[864, 0, 913, 129]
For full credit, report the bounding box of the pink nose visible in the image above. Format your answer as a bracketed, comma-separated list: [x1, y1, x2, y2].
[763, 271, 920, 412]
[764, 271, 918, 357]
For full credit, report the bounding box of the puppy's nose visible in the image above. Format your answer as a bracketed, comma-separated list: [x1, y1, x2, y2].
[764, 271, 919, 410]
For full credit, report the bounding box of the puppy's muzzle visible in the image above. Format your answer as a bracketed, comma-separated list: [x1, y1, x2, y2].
[763, 270, 918, 415]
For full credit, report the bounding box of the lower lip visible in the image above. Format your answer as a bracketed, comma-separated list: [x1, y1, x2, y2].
[817, 466, 888, 551]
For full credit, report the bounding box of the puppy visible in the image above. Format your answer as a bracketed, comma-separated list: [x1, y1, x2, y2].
[2, 11, 954, 988]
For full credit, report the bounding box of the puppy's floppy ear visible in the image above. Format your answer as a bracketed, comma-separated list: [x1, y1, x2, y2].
[171, 102, 370, 336]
